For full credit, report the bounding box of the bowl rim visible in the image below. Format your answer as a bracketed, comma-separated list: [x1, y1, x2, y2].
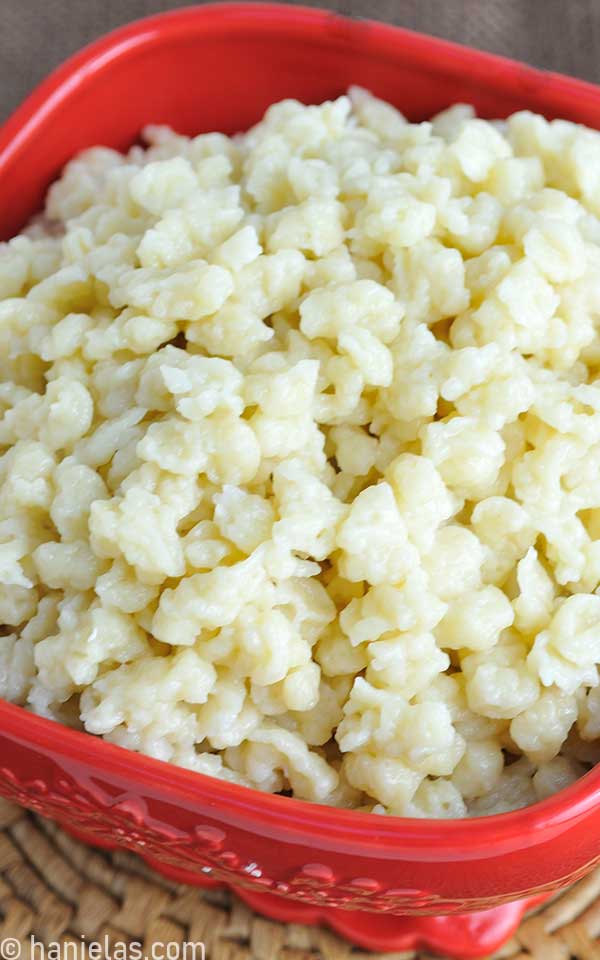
[2, 0, 600, 855]
[3, 0, 600, 159]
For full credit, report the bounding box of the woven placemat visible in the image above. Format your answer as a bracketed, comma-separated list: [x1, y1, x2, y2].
[1, 798, 600, 960]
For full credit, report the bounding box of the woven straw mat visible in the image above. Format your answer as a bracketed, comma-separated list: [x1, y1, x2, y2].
[2, 799, 600, 960]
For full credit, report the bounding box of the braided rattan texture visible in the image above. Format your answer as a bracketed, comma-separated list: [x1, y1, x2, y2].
[1, 798, 600, 960]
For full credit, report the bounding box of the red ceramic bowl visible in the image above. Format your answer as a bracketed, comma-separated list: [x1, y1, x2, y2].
[2, 6, 600, 958]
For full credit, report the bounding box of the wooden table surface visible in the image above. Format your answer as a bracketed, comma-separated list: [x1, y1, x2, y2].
[2, 0, 600, 123]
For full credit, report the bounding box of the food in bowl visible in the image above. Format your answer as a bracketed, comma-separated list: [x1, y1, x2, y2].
[3, 87, 600, 819]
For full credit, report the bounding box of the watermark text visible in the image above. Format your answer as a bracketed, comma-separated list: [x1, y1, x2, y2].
[0, 935, 205, 960]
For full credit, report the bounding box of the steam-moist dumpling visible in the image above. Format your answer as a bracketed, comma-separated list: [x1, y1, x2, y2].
[5, 89, 600, 817]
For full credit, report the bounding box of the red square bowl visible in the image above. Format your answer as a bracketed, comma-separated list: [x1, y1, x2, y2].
[2, 6, 600, 958]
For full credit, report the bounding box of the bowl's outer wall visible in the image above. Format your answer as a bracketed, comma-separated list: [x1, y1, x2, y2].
[2, 703, 600, 916]
[3, 0, 600, 917]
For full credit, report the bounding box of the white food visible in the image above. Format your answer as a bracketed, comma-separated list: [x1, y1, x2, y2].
[3, 89, 600, 816]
